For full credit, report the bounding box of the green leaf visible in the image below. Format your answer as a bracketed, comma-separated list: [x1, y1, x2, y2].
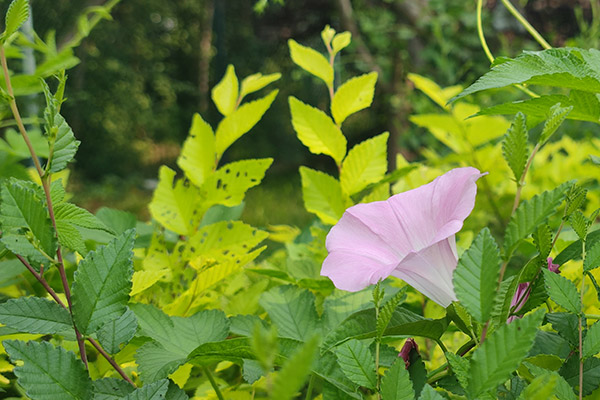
[0, 179, 57, 257]
[532, 224, 553, 259]
[504, 183, 569, 256]
[559, 355, 600, 396]
[299, 166, 350, 225]
[149, 166, 201, 236]
[47, 114, 80, 173]
[211, 64, 239, 116]
[340, 132, 388, 195]
[289, 96, 347, 164]
[539, 103, 572, 144]
[568, 211, 589, 241]
[502, 112, 529, 182]
[71, 229, 135, 334]
[468, 309, 545, 397]
[381, 359, 415, 400]
[93, 377, 135, 399]
[453, 228, 501, 323]
[332, 32, 351, 54]
[546, 312, 581, 345]
[259, 285, 321, 341]
[4, 340, 92, 400]
[565, 185, 587, 218]
[97, 307, 137, 354]
[201, 158, 272, 208]
[2, 0, 29, 40]
[335, 339, 376, 389]
[288, 39, 333, 85]
[271, 335, 319, 400]
[446, 352, 470, 391]
[583, 321, 600, 359]
[543, 268, 581, 314]
[215, 89, 277, 158]
[454, 48, 600, 101]
[124, 379, 169, 400]
[523, 363, 577, 400]
[0, 297, 71, 334]
[376, 288, 407, 341]
[331, 72, 377, 125]
[518, 373, 558, 400]
[584, 240, 600, 272]
[55, 202, 112, 232]
[239, 72, 281, 101]
[321, 25, 335, 46]
[418, 385, 445, 400]
[135, 342, 185, 383]
[176, 113, 216, 187]
[96, 207, 137, 236]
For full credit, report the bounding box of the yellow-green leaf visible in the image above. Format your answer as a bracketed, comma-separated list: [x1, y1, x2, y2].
[131, 269, 169, 296]
[321, 25, 335, 47]
[177, 113, 216, 187]
[288, 39, 333, 86]
[239, 72, 281, 101]
[332, 32, 351, 54]
[332, 72, 377, 125]
[407, 73, 462, 110]
[215, 90, 278, 158]
[340, 132, 388, 195]
[300, 166, 351, 225]
[149, 166, 201, 236]
[211, 65, 239, 116]
[289, 96, 347, 164]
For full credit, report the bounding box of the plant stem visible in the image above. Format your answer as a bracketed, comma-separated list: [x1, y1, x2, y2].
[87, 337, 135, 386]
[304, 374, 315, 400]
[375, 305, 381, 399]
[477, 0, 494, 63]
[500, 0, 552, 50]
[579, 270, 585, 400]
[512, 142, 540, 215]
[587, 314, 600, 319]
[203, 365, 225, 400]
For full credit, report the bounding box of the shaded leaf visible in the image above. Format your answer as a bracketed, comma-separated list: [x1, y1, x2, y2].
[0, 297, 71, 334]
[583, 321, 600, 359]
[97, 307, 138, 354]
[335, 339, 376, 389]
[271, 335, 319, 400]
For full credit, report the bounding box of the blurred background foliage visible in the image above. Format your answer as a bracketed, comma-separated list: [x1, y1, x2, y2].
[2, 0, 599, 226]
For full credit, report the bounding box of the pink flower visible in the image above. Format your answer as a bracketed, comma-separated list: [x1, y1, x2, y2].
[547, 257, 560, 273]
[321, 167, 485, 307]
[398, 338, 419, 368]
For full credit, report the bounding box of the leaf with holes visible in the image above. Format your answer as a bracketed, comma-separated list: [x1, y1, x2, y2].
[211, 64, 239, 116]
[336, 339, 376, 389]
[0, 297, 71, 334]
[288, 39, 333, 85]
[331, 72, 378, 125]
[502, 112, 529, 182]
[4, 340, 92, 400]
[340, 132, 388, 196]
[177, 113, 216, 187]
[71, 229, 135, 334]
[300, 167, 351, 225]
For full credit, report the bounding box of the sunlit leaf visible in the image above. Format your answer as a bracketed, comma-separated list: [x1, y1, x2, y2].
[177, 113, 216, 187]
[211, 65, 239, 116]
[331, 72, 377, 125]
[340, 132, 388, 195]
[288, 39, 333, 85]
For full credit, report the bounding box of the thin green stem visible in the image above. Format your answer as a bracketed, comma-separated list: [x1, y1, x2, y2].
[305, 374, 315, 400]
[426, 362, 449, 382]
[579, 267, 585, 400]
[374, 305, 381, 399]
[587, 314, 600, 319]
[500, 0, 552, 49]
[477, 0, 494, 63]
[203, 365, 225, 400]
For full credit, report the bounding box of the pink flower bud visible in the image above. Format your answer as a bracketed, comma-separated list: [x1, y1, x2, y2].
[398, 338, 418, 368]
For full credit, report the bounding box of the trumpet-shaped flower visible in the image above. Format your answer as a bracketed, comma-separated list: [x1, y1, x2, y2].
[321, 167, 485, 307]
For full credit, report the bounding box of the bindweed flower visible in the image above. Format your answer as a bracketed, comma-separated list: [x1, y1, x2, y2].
[398, 338, 418, 368]
[321, 167, 485, 307]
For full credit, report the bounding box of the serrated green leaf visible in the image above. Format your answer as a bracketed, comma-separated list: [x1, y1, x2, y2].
[211, 65, 239, 116]
[332, 32, 351, 54]
[215, 90, 277, 158]
[454, 48, 600, 101]
[97, 307, 137, 354]
[523, 363, 576, 400]
[381, 359, 415, 400]
[546, 312, 580, 345]
[239, 72, 281, 101]
[271, 335, 319, 400]
[539, 103, 572, 144]
[71, 229, 135, 334]
[468, 309, 545, 397]
[453, 228, 501, 323]
[3, 0, 29, 40]
[96, 207, 137, 236]
[502, 112, 529, 182]
[259, 285, 320, 341]
[47, 114, 80, 173]
[491, 276, 518, 325]
[124, 379, 169, 400]
[176, 113, 216, 187]
[288, 39, 333, 85]
[55, 202, 112, 233]
[335, 339, 376, 389]
[149, 166, 201, 236]
[568, 211, 589, 241]
[446, 352, 470, 391]
[543, 268, 581, 314]
[583, 321, 600, 359]
[136, 342, 185, 383]
[201, 158, 272, 208]
[584, 240, 600, 272]
[518, 373, 558, 400]
[0, 297, 71, 334]
[532, 224, 553, 259]
[331, 72, 377, 125]
[50, 179, 66, 204]
[0, 179, 57, 257]
[55, 220, 84, 255]
[559, 355, 600, 396]
[418, 385, 445, 400]
[340, 132, 388, 196]
[93, 377, 135, 399]
[5, 340, 92, 400]
[299, 166, 350, 225]
[504, 183, 569, 256]
[376, 287, 407, 341]
[289, 96, 347, 164]
[565, 185, 587, 217]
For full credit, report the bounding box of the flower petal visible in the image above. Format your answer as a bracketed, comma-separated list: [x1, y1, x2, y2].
[321, 250, 398, 292]
[390, 237, 459, 307]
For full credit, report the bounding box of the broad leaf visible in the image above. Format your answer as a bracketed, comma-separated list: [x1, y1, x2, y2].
[4, 340, 92, 400]
[502, 112, 529, 182]
[331, 72, 378, 125]
[584, 240, 600, 272]
[215, 90, 277, 158]
[96, 207, 137, 236]
[468, 309, 545, 397]
[211, 64, 239, 116]
[289, 96, 347, 164]
[518, 374, 558, 400]
[538, 103, 572, 144]
[54, 202, 112, 232]
[376, 288, 408, 341]
[407, 73, 462, 110]
[93, 377, 135, 399]
[533, 224, 553, 259]
[381, 359, 415, 400]
[55, 219, 86, 255]
[546, 312, 580, 345]
[288, 39, 333, 85]
[0, 297, 71, 334]
[418, 385, 445, 400]
[446, 352, 470, 391]
[523, 363, 577, 400]
[559, 355, 600, 396]
[131, 269, 168, 296]
[124, 379, 169, 400]
[97, 307, 138, 354]
[3, 0, 29, 40]
[543, 268, 581, 314]
[271, 336, 319, 400]
[239, 72, 281, 100]
[583, 321, 600, 359]
[340, 132, 388, 195]
[332, 32, 351, 54]
[336, 339, 376, 389]
[299, 166, 350, 225]
[177, 113, 216, 187]
[47, 114, 80, 173]
[71, 229, 135, 334]
[454, 228, 501, 323]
